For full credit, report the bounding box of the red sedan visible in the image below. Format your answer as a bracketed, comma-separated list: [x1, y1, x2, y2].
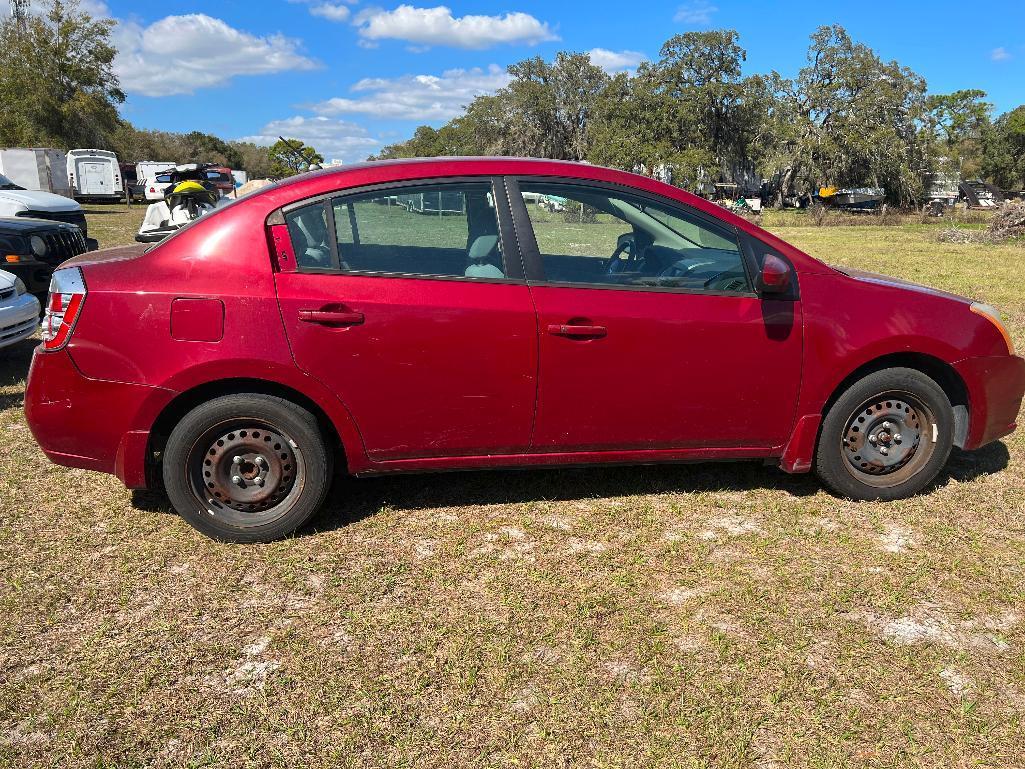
[24, 158, 1025, 542]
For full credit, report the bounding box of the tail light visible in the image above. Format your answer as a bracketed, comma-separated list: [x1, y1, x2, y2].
[41, 267, 87, 351]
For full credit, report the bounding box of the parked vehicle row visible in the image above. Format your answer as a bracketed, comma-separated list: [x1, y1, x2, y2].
[1, 147, 244, 204]
[21, 158, 1024, 544]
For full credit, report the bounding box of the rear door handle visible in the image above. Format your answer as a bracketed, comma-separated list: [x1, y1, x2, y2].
[298, 309, 365, 326]
[547, 323, 607, 339]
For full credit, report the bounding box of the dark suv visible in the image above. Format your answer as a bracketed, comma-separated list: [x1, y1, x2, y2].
[0, 217, 95, 295]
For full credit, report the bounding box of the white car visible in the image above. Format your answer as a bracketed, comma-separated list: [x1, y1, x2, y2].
[0, 172, 89, 236]
[0, 269, 40, 350]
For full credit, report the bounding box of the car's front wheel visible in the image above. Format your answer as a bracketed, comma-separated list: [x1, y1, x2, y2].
[162, 394, 332, 542]
[815, 367, 954, 501]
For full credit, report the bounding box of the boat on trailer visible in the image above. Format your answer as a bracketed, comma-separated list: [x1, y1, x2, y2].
[817, 186, 886, 211]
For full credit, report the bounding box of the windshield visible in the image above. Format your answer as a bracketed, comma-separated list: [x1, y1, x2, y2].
[0, 173, 23, 190]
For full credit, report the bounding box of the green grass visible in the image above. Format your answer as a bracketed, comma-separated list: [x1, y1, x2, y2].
[0, 210, 1023, 767]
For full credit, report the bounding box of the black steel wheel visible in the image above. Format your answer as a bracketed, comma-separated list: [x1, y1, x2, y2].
[841, 392, 935, 487]
[815, 368, 954, 501]
[163, 394, 332, 542]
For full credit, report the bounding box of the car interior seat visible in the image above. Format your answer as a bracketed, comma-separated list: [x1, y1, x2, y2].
[465, 235, 504, 278]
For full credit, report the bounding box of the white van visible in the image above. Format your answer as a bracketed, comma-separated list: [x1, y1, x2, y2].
[0, 148, 72, 197]
[67, 149, 124, 201]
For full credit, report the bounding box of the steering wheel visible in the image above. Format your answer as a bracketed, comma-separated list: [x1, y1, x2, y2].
[605, 233, 637, 274]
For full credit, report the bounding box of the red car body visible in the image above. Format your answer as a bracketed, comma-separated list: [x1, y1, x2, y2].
[23, 158, 1025, 495]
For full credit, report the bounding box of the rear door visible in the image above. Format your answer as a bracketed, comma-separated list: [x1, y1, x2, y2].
[508, 178, 803, 452]
[274, 178, 539, 461]
[83, 162, 109, 195]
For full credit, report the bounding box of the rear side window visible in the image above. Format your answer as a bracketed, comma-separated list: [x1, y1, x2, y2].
[284, 182, 506, 279]
[285, 205, 334, 270]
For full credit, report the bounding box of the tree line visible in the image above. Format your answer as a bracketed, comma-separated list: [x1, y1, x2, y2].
[0, 0, 318, 178]
[375, 27, 1025, 206]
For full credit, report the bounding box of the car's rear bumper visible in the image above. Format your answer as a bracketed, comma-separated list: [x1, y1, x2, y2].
[955, 354, 1025, 449]
[23, 347, 174, 488]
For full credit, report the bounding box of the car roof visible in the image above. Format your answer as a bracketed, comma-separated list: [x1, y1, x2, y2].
[280, 156, 641, 189]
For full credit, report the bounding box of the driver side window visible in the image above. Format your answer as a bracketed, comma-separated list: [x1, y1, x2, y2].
[518, 183, 751, 294]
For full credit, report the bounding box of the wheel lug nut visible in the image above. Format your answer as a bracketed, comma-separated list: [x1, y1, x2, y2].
[879, 447, 888, 456]
[255, 456, 267, 468]
[232, 475, 243, 485]
[894, 434, 902, 442]
[232, 455, 243, 464]
[868, 435, 877, 444]
[254, 477, 264, 487]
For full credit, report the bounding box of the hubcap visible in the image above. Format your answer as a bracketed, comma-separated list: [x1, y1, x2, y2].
[200, 427, 297, 513]
[842, 394, 932, 485]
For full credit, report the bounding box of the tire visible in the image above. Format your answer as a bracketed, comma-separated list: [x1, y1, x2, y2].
[162, 394, 332, 542]
[814, 368, 954, 501]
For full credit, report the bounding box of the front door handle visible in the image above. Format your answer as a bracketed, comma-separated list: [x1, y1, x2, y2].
[298, 309, 365, 326]
[547, 323, 607, 339]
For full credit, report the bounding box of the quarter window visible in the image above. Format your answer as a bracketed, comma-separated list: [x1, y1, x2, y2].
[289, 182, 507, 279]
[518, 183, 750, 293]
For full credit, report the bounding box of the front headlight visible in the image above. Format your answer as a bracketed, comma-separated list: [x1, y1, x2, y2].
[30, 235, 49, 258]
[14, 277, 28, 296]
[970, 302, 1016, 356]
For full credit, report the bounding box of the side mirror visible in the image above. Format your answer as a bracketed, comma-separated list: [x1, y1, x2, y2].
[758, 254, 792, 295]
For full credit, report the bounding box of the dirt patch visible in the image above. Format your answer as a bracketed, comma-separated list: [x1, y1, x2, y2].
[857, 602, 1015, 652]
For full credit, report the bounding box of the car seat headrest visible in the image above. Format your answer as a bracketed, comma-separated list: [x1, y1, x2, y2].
[468, 234, 499, 261]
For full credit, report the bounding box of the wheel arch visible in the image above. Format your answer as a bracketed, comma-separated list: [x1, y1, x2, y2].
[820, 352, 970, 448]
[148, 377, 354, 480]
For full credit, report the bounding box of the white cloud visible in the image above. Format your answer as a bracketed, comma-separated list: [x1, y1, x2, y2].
[991, 47, 1013, 61]
[353, 5, 559, 49]
[25, 0, 110, 16]
[239, 116, 380, 164]
[588, 48, 647, 73]
[311, 65, 511, 121]
[112, 14, 317, 97]
[309, 3, 352, 21]
[673, 1, 718, 25]
[79, 0, 111, 14]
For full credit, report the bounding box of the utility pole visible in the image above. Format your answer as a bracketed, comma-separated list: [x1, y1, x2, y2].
[11, 0, 30, 33]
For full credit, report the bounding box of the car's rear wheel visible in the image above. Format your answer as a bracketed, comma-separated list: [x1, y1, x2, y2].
[163, 394, 332, 542]
[815, 368, 954, 501]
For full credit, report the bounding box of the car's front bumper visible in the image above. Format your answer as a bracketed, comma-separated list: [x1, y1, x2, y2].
[3, 258, 55, 295]
[24, 347, 175, 488]
[0, 291, 40, 349]
[955, 354, 1025, 449]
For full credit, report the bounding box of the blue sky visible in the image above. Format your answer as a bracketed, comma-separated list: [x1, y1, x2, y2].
[65, 0, 1025, 162]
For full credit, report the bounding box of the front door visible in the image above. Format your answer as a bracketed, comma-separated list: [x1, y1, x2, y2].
[274, 179, 538, 461]
[510, 179, 803, 452]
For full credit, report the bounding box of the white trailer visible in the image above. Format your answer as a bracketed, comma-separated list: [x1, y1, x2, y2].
[0, 148, 73, 197]
[67, 148, 124, 201]
[135, 160, 175, 184]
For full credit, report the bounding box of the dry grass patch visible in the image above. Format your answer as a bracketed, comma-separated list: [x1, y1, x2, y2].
[0, 216, 1023, 766]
